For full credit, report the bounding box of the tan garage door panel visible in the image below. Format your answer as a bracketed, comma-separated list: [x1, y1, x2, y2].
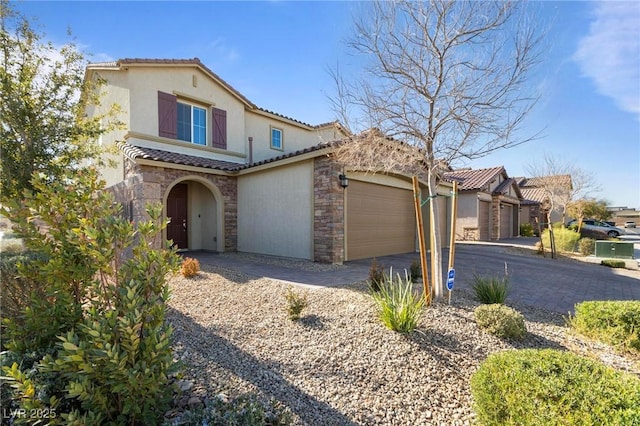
[479, 200, 490, 240]
[347, 180, 415, 260]
[500, 204, 513, 238]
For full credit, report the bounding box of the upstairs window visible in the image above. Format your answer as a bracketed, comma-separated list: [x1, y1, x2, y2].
[177, 102, 206, 145]
[270, 126, 283, 150]
[158, 91, 226, 149]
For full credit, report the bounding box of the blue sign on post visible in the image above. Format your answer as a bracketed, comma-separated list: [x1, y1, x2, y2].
[446, 268, 455, 291]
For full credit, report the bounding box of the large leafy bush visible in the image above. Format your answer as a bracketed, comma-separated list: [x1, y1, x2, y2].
[1, 169, 180, 424]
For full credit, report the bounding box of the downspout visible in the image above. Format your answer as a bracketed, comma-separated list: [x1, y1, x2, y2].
[247, 137, 253, 164]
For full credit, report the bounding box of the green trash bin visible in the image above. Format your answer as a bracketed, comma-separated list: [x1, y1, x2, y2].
[594, 241, 635, 259]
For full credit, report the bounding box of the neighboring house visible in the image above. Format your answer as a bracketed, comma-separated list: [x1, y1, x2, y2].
[86, 58, 451, 263]
[516, 175, 572, 228]
[444, 167, 522, 241]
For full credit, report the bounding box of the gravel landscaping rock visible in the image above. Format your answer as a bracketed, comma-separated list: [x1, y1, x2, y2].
[167, 264, 639, 425]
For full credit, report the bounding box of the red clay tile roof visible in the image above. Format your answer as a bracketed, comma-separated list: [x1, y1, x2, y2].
[520, 175, 572, 189]
[119, 143, 244, 171]
[520, 187, 548, 204]
[444, 167, 505, 191]
[493, 177, 522, 198]
[118, 141, 338, 172]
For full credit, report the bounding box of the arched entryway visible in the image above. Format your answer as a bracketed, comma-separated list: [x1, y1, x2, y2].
[165, 177, 224, 252]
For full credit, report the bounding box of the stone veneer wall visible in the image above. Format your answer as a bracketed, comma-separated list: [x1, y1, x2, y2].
[313, 157, 345, 263]
[111, 159, 238, 251]
[491, 195, 501, 240]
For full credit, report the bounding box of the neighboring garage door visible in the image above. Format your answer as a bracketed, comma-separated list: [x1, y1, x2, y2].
[478, 200, 491, 240]
[500, 204, 513, 238]
[346, 180, 415, 260]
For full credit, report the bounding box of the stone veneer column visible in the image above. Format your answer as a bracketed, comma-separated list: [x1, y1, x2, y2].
[313, 157, 345, 263]
[491, 195, 501, 240]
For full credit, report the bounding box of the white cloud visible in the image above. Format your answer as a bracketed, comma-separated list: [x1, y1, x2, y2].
[573, 1, 640, 118]
[205, 37, 240, 64]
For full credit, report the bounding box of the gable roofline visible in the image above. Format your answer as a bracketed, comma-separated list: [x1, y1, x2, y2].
[493, 177, 523, 199]
[87, 57, 349, 133]
[519, 174, 573, 189]
[443, 166, 506, 191]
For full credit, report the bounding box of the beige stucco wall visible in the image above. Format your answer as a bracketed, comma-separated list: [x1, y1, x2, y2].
[188, 182, 218, 251]
[237, 160, 313, 259]
[454, 193, 479, 239]
[91, 64, 342, 180]
[86, 69, 131, 187]
[244, 111, 326, 162]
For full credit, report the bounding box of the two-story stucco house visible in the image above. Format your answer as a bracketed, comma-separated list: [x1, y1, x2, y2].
[444, 167, 522, 241]
[86, 58, 451, 263]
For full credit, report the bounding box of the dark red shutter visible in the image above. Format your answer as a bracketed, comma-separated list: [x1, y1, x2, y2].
[212, 108, 227, 149]
[158, 91, 177, 139]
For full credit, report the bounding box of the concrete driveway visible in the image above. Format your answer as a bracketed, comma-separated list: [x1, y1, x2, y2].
[192, 240, 640, 315]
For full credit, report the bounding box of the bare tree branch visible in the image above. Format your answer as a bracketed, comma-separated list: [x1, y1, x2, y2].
[329, 0, 546, 297]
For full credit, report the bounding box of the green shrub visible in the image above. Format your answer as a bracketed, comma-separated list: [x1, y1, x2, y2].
[474, 304, 526, 339]
[409, 258, 421, 283]
[1, 169, 181, 424]
[519, 222, 534, 237]
[371, 269, 425, 333]
[601, 259, 626, 268]
[471, 349, 640, 425]
[368, 257, 387, 292]
[471, 273, 509, 304]
[568, 301, 640, 354]
[578, 237, 595, 256]
[0, 251, 49, 332]
[285, 286, 308, 321]
[174, 393, 292, 425]
[541, 226, 580, 253]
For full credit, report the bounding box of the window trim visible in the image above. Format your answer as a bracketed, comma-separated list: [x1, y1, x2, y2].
[177, 100, 208, 146]
[270, 126, 284, 151]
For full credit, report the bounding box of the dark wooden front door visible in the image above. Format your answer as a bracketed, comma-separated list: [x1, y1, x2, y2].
[167, 183, 188, 249]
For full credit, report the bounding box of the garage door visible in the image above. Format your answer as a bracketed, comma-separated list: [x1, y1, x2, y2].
[500, 204, 513, 238]
[479, 201, 491, 240]
[346, 180, 415, 260]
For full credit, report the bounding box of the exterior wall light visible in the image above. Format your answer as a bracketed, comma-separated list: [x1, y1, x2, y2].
[339, 174, 349, 189]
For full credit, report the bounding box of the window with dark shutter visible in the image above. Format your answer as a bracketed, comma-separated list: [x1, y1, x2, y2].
[212, 108, 227, 149]
[158, 91, 177, 139]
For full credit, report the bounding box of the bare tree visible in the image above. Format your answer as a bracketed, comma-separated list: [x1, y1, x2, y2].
[329, 0, 544, 298]
[526, 154, 598, 258]
[526, 154, 599, 226]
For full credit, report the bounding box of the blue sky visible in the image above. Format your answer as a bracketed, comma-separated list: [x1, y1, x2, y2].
[15, 1, 640, 208]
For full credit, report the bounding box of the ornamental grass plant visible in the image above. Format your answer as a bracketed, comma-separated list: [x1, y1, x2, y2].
[471, 273, 509, 304]
[371, 268, 425, 333]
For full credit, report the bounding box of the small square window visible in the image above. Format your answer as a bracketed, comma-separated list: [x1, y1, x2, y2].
[270, 127, 283, 150]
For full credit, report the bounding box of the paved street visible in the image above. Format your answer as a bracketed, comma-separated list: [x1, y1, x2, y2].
[192, 240, 640, 315]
